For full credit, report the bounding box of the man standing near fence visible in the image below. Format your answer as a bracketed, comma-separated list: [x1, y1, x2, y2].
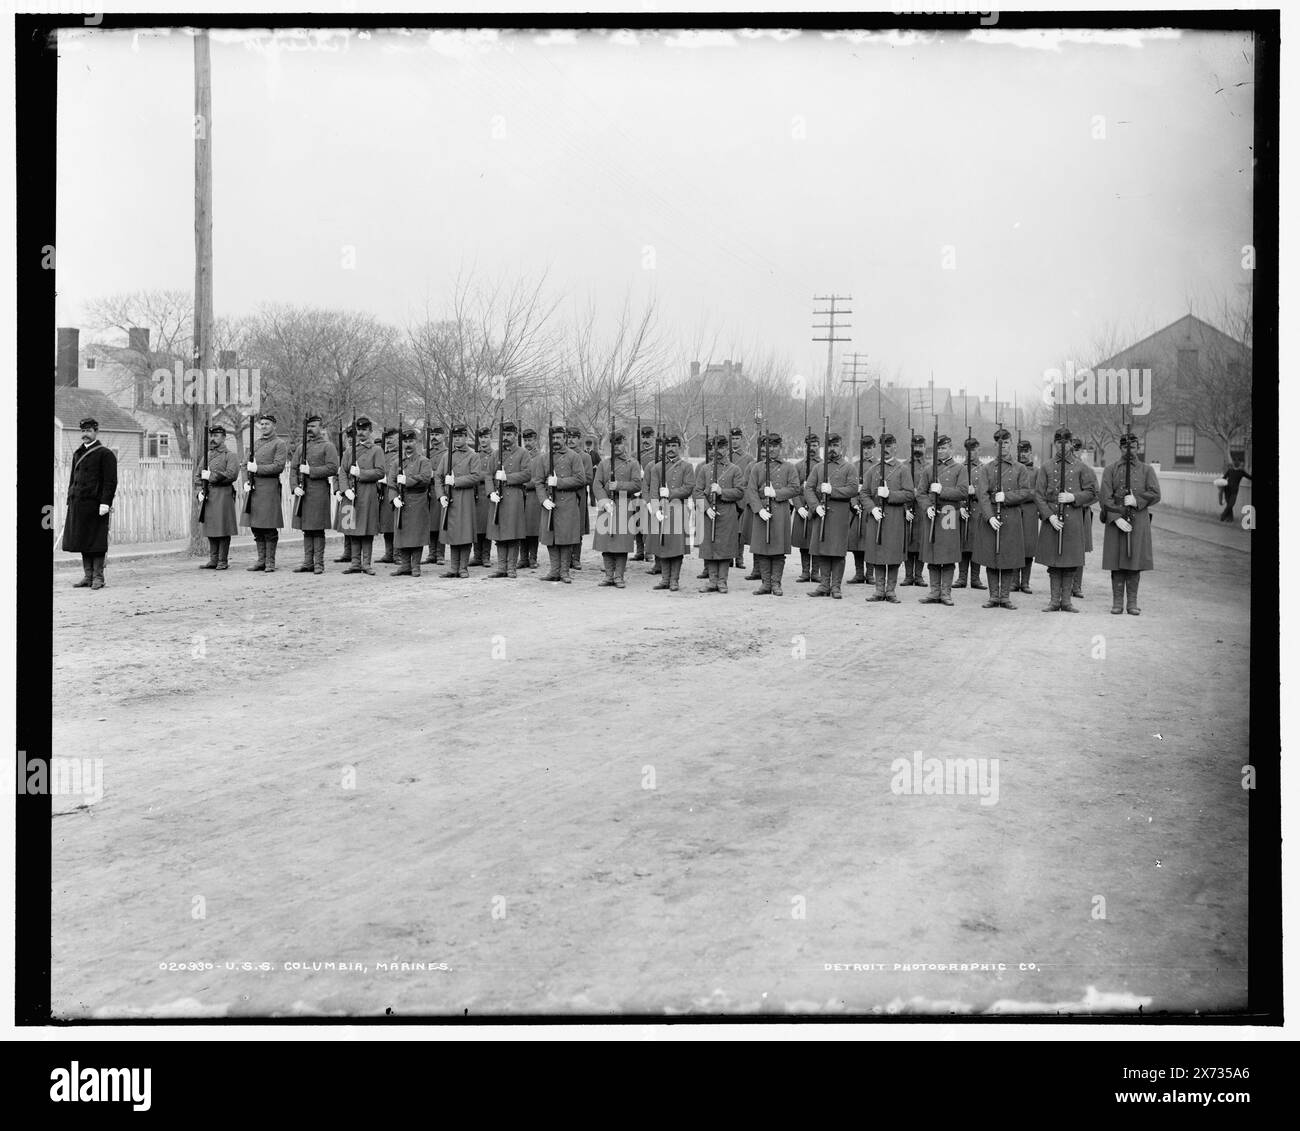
[195, 424, 239, 571]
[291, 413, 339, 575]
[242, 412, 288, 573]
[62, 416, 117, 590]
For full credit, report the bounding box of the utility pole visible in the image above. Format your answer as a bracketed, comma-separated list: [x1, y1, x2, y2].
[812, 294, 852, 416]
[190, 29, 214, 556]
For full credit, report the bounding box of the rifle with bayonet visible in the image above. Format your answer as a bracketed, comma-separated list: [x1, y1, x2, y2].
[395, 413, 405, 530]
[198, 413, 210, 523]
[929, 404, 940, 544]
[1057, 404, 1068, 556]
[241, 413, 255, 515]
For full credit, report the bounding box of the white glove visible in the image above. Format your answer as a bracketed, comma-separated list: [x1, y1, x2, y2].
[904, 509, 913, 522]
[659, 487, 669, 499]
[815, 505, 826, 518]
[1123, 493, 1137, 507]
[349, 464, 360, 478]
[489, 491, 501, 504]
[926, 505, 936, 520]
[706, 506, 717, 519]
[293, 486, 304, 497]
[930, 481, 941, 494]
[763, 485, 776, 498]
[299, 462, 310, 474]
[344, 489, 355, 501]
[797, 506, 809, 520]
[543, 498, 555, 511]
[397, 473, 407, 485]
[960, 506, 970, 520]
[877, 485, 890, 499]
[549, 474, 560, 488]
[1213, 478, 1228, 488]
[710, 482, 720, 496]
[392, 497, 404, 510]
[871, 506, 883, 522]
[994, 491, 1006, 504]
[819, 482, 832, 496]
[1057, 490, 1074, 504]
[439, 495, 449, 507]
[495, 470, 507, 482]
[242, 481, 251, 492]
[600, 498, 614, 513]
[1116, 518, 1133, 533]
[246, 461, 257, 472]
[1048, 514, 1063, 532]
[200, 469, 211, 481]
[989, 516, 1002, 530]
[98, 503, 111, 516]
[967, 485, 976, 496]
[758, 507, 772, 521]
[444, 473, 455, 486]
[333, 491, 342, 502]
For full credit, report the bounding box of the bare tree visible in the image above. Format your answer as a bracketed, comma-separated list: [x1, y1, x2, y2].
[1174, 286, 1253, 464]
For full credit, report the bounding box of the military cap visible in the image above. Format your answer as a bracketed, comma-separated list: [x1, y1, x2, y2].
[862, 434, 876, 447]
[429, 424, 445, 435]
[400, 428, 417, 441]
[521, 427, 536, 438]
[827, 432, 843, 445]
[305, 413, 322, 425]
[257, 412, 277, 423]
[549, 424, 567, 436]
[501, 420, 517, 433]
[710, 432, 729, 447]
[994, 427, 1012, 441]
[911, 434, 926, 447]
[1053, 426, 1072, 442]
[355, 415, 372, 429]
[765, 432, 783, 445]
[611, 430, 626, 443]
[1119, 432, 1140, 444]
[450, 422, 468, 436]
[1018, 440, 1033, 452]
[805, 433, 821, 445]
[640, 425, 655, 437]
[381, 425, 398, 438]
[78, 417, 99, 429]
[477, 425, 493, 437]
[964, 436, 981, 451]
[1071, 437, 1084, 450]
[565, 426, 582, 438]
[730, 426, 744, 437]
[208, 423, 226, 436]
[881, 433, 896, 446]
[936, 434, 951, 446]
[664, 434, 682, 445]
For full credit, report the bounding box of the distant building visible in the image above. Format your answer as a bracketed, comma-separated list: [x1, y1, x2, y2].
[54, 387, 145, 467]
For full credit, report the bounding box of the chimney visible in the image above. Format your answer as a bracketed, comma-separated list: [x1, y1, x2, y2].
[56, 327, 79, 387]
[958, 387, 966, 397]
[128, 327, 150, 355]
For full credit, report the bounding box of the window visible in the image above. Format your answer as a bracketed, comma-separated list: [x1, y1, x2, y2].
[1176, 349, 1199, 389]
[85, 357, 96, 370]
[146, 432, 171, 459]
[1174, 425, 1196, 464]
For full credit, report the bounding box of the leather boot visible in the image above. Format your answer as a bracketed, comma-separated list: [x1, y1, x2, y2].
[1042, 568, 1062, 612]
[360, 538, 375, 575]
[265, 538, 278, 573]
[668, 557, 682, 591]
[246, 539, 267, 571]
[954, 556, 968, 588]
[489, 542, 510, 578]
[701, 560, 720, 593]
[999, 570, 1017, 609]
[458, 545, 470, 578]
[344, 537, 365, 574]
[982, 568, 1000, 608]
[442, 546, 463, 578]
[754, 556, 772, 595]
[867, 568, 887, 602]
[797, 549, 812, 582]
[1125, 571, 1141, 615]
[771, 555, 785, 597]
[334, 536, 352, 563]
[744, 553, 761, 580]
[970, 562, 986, 590]
[940, 564, 955, 605]
[216, 537, 231, 569]
[293, 537, 314, 572]
[808, 556, 830, 597]
[884, 564, 901, 602]
[410, 546, 422, 576]
[829, 556, 844, 599]
[613, 554, 627, 588]
[73, 554, 93, 587]
[1110, 572, 1125, 614]
[541, 545, 561, 582]
[507, 542, 519, 579]
[379, 533, 395, 563]
[848, 552, 866, 584]
[1072, 561, 1085, 599]
[559, 546, 573, 583]
[90, 555, 106, 590]
[1059, 569, 1078, 612]
[698, 558, 710, 579]
[600, 553, 617, 587]
[313, 534, 326, 573]
[392, 549, 413, 576]
[718, 560, 731, 594]
[1020, 561, 1034, 595]
[200, 539, 219, 569]
[468, 540, 483, 567]
[424, 538, 438, 565]
[920, 564, 942, 604]
[569, 540, 582, 570]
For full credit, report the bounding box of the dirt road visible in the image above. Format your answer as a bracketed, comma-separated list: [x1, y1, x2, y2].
[50, 521, 1251, 1017]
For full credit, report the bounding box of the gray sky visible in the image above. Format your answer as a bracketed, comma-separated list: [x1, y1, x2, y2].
[55, 25, 1255, 404]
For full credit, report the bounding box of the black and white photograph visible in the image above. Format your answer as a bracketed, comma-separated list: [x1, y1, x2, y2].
[18, 4, 1281, 1044]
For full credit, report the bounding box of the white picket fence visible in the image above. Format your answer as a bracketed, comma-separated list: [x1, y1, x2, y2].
[1155, 468, 1251, 516]
[53, 457, 300, 546]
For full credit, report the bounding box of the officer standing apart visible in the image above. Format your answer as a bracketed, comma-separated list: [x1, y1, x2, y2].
[195, 423, 239, 570]
[1101, 431, 1161, 615]
[62, 417, 118, 590]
